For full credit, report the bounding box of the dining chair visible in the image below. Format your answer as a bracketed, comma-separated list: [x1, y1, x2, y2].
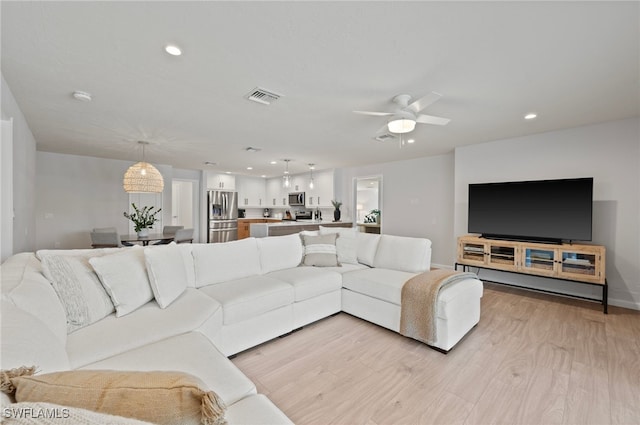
[91, 227, 133, 247]
[90, 230, 121, 248]
[153, 225, 185, 245]
[173, 228, 194, 244]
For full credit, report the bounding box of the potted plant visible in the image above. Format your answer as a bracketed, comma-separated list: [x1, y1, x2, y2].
[331, 200, 342, 222]
[365, 209, 381, 224]
[123, 203, 162, 237]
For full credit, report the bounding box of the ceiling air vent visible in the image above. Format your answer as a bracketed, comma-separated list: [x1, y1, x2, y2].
[245, 87, 282, 105]
[374, 133, 397, 142]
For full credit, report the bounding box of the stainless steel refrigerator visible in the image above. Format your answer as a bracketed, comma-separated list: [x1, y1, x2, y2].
[207, 190, 238, 243]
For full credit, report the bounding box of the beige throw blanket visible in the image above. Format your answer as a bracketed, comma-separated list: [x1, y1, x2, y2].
[400, 269, 478, 345]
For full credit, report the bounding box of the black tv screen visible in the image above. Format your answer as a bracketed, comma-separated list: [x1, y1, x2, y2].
[468, 178, 593, 243]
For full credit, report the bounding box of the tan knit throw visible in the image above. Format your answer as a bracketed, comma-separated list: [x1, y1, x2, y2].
[400, 269, 477, 345]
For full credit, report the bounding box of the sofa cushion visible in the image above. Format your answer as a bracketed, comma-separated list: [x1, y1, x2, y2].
[81, 332, 256, 406]
[192, 239, 261, 287]
[301, 234, 339, 267]
[256, 233, 303, 274]
[267, 267, 342, 302]
[176, 243, 197, 288]
[342, 268, 417, 306]
[356, 232, 381, 267]
[5, 369, 225, 425]
[322, 263, 369, 274]
[144, 244, 188, 308]
[372, 235, 431, 273]
[319, 226, 358, 264]
[65, 289, 222, 368]
[90, 248, 154, 317]
[40, 252, 116, 333]
[199, 276, 293, 325]
[1, 253, 68, 344]
[0, 301, 70, 374]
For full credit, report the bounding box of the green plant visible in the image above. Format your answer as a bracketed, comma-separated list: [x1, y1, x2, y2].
[370, 209, 381, 216]
[123, 203, 162, 232]
[331, 200, 342, 210]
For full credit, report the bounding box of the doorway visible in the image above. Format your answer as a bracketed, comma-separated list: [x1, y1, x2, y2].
[171, 179, 199, 237]
[354, 176, 382, 234]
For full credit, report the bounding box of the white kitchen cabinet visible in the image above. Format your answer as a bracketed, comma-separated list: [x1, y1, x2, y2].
[266, 177, 288, 207]
[206, 172, 235, 190]
[236, 176, 267, 207]
[307, 169, 334, 207]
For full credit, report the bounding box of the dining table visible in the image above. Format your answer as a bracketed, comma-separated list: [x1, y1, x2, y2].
[120, 233, 174, 246]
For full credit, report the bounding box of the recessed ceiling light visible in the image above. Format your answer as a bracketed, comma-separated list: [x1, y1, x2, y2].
[261, 175, 267, 178]
[247, 166, 253, 170]
[72, 91, 92, 102]
[165, 45, 182, 56]
[270, 161, 278, 165]
[407, 139, 415, 144]
[225, 171, 232, 174]
[524, 113, 538, 120]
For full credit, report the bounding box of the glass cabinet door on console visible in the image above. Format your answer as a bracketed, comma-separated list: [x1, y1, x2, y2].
[520, 246, 558, 278]
[486, 242, 518, 271]
[458, 240, 486, 267]
[558, 248, 605, 284]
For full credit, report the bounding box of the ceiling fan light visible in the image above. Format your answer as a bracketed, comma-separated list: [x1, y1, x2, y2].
[388, 118, 416, 134]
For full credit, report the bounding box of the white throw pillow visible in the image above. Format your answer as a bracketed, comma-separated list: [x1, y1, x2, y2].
[89, 248, 154, 317]
[319, 226, 358, 264]
[144, 244, 188, 308]
[40, 252, 116, 333]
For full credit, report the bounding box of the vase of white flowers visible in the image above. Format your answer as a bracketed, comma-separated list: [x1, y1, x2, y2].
[123, 203, 162, 237]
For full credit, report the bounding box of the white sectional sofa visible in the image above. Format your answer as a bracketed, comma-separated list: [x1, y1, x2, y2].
[1, 231, 483, 424]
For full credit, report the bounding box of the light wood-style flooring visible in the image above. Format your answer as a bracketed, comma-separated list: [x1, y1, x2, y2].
[232, 283, 640, 425]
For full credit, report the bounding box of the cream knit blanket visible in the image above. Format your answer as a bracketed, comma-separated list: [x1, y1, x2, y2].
[400, 269, 478, 345]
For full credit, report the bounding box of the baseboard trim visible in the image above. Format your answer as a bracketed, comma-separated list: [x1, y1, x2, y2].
[608, 297, 640, 311]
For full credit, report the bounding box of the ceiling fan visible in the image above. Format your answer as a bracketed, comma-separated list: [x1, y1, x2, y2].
[354, 92, 451, 134]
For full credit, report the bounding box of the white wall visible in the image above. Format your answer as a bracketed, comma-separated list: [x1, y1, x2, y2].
[1, 74, 37, 256]
[35, 152, 175, 249]
[1, 119, 13, 262]
[338, 152, 455, 268]
[454, 117, 640, 310]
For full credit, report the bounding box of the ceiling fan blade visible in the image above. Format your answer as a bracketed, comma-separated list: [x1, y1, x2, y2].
[406, 92, 442, 113]
[415, 114, 451, 126]
[353, 110, 395, 116]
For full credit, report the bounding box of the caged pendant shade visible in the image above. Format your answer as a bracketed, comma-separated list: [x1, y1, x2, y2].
[123, 142, 164, 193]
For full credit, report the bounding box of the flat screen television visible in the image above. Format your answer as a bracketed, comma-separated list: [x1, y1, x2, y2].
[468, 177, 593, 243]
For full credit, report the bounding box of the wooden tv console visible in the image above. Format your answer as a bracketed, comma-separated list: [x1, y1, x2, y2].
[455, 235, 607, 313]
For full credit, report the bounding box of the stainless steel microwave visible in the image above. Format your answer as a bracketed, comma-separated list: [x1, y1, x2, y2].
[288, 192, 305, 206]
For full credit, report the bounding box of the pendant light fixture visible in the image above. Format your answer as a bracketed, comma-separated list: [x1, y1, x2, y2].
[123, 141, 164, 193]
[282, 159, 291, 189]
[308, 163, 315, 189]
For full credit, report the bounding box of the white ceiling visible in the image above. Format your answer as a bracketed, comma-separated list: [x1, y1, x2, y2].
[2, 1, 638, 177]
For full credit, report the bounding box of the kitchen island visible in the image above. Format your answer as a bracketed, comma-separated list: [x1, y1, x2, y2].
[250, 220, 353, 237]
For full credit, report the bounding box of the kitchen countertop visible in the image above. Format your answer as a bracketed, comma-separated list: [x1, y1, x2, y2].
[257, 220, 351, 226]
[249, 221, 353, 237]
